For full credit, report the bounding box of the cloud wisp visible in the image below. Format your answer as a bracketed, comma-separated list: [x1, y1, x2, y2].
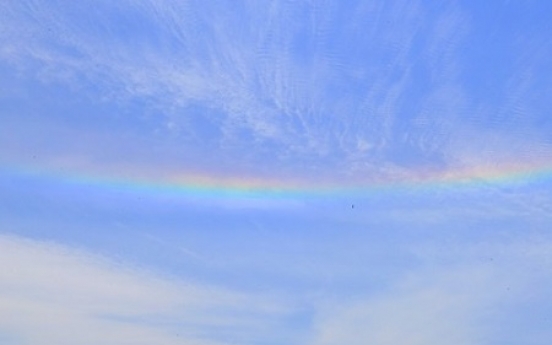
[1, 0, 525, 179]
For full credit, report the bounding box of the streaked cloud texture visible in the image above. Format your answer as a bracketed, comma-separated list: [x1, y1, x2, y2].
[1, 1, 552, 344]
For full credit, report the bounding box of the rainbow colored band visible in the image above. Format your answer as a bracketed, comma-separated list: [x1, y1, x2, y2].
[2, 159, 551, 200]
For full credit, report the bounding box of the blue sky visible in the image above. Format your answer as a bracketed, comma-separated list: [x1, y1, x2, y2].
[1, 1, 552, 344]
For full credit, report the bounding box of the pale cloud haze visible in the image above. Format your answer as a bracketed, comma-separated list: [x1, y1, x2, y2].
[1, 1, 552, 344]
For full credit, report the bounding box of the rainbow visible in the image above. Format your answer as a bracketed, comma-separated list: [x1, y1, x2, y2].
[1, 158, 552, 200]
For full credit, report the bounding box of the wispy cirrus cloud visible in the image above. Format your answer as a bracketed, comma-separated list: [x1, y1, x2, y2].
[2, 1, 551, 184]
[0, 1, 483, 177]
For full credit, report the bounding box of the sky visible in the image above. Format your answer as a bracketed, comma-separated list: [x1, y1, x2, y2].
[1, 1, 552, 344]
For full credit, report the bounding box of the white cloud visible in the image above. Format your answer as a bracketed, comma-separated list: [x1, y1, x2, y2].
[309, 266, 496, 345]
[0, 234, 293, 345]
[307, 237, 552, 345]
[0, 1, 472, 168]
[1, 0, 549, 186]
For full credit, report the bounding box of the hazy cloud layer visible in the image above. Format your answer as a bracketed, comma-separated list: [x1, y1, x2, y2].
[1, 2, 552, 344]
[3, 233, 552, 345]
[0, 235, 297, 345]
